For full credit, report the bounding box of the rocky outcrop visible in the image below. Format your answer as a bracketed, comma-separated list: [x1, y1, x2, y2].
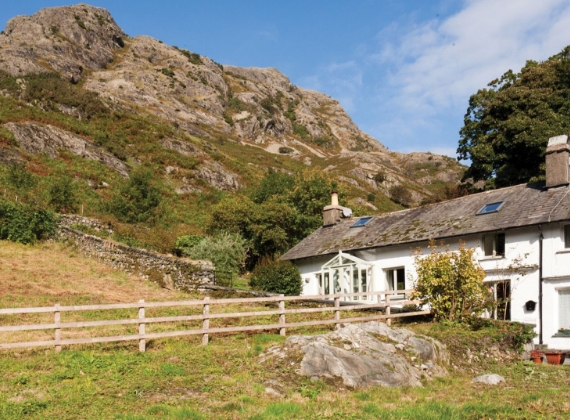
[0, 4, 465, 204]
[260, 322, 448, 389]
[195, 160, 240, 191]
[0, 4, 125, 83]
[5, 122, 130, 177]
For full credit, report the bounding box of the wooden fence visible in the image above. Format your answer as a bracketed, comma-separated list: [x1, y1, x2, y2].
[0, 289, 429, 352]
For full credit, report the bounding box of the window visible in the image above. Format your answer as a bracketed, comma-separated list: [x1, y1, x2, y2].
[351, 216, 373, 228]
[559, 289, 570, 331]
[488, 281, 510, 320]
[386, 267, 406, 299]
[477, 201, 505, 215]
[565, 225, 570, 249]
[483, 232, 505, 257]
[319, 252, 372, 301]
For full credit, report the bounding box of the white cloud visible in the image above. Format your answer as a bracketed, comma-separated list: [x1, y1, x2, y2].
[300, 0, 570, 154]
[382, 0, 570, 111]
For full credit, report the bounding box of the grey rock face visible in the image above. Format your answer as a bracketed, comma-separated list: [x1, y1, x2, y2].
[195, 161, 240, 191]
[5, 122, 130, 177]
[261, 322, 448, 389]
[0, 4, 125, 82]
[0, 4, 465, 202]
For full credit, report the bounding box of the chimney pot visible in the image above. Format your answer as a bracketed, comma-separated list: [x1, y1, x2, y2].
[545, 135, 570, 188]
[331, 191, 339, 206]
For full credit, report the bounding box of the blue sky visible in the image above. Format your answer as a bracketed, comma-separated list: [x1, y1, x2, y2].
[2, 1, 570, 158]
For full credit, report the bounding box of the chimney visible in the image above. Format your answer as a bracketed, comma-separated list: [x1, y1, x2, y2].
[545, 135, 570, 188]
[322, 192, 351, 226]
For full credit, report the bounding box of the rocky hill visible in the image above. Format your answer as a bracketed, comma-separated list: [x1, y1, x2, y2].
[0, 4, 465, 228]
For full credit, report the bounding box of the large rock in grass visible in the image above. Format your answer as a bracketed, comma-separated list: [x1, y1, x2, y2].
[260, 322, 448, 389]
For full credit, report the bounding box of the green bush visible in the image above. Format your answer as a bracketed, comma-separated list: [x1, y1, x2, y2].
[411, 241, 491, 322]
[185, 231, 246, 280]
[107, 167, 162, 223]
[0, 200, 56, 244]
[174, 235, 204, 256]
[249, 258, 302, 296]
[47, 175, 78, 213]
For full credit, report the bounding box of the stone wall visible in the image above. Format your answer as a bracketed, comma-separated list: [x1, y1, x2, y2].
[56, 217, 215, 291]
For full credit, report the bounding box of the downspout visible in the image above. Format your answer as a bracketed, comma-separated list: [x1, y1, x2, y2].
[538, 225, 544, 345]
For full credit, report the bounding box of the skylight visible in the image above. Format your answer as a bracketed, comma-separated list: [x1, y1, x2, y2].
[477, 201, 505, 215]
[351, 216, 373, 227]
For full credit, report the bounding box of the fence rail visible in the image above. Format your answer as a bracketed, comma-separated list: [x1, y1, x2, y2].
[0, 289, 429, 352]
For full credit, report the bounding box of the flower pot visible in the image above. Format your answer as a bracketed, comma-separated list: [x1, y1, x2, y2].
[544, 351, 566, 365]
[531, 356, 543, 364]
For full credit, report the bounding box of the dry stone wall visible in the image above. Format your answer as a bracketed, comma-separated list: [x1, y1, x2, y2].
[56, 215, 214, 291]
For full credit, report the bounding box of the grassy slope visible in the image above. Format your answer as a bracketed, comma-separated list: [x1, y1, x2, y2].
[1, 241, 570, 419]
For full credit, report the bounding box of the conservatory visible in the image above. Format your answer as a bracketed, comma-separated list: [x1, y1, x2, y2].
[315, 251, 373, 302]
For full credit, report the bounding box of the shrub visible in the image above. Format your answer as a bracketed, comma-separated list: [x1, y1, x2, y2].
[249, 258, 302, 296]
[107, 166, 162, 223]
[0, 200, 56, 244]
[374, 172, 386, 184]
[4, 163, 34, 194]
[278, 146, 293, 154]
[47, 175, 78, 213]
[293, 123, 309, 140]
[174, 235, 204, 256]
[411, 241, 491, 322]
[389, 185, 412, 207]
[185, 232, 246, 281]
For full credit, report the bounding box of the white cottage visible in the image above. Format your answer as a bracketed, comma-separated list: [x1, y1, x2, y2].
[281, 135, 570, 349]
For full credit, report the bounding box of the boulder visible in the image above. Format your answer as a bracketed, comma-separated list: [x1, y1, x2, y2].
[260, 322, 448, 389]
[471, 374, 505, 385]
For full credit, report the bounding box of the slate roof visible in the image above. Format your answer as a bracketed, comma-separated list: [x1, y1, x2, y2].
[281, 182, 570, 261]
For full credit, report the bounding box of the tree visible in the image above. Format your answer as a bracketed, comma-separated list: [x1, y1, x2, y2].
[47, 174, 78, 213]
[107, 166, 162, 223]
[458, 45, 570, 189]
[411, 241, 491, 322]
[208, 169, 340, 268]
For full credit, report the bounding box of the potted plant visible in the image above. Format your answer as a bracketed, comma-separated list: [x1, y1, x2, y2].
[530, 349, 543, 364]
[556, 327, 570, 336]
[544, 351, 566, 365]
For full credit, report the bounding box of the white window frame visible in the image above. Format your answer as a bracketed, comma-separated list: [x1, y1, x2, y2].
[318, 251, 372, 302]
[482, 232, 505, 257]
[386, 267, 406, 300]
[486, 280, 511, 321]
[558, 288, 570, 332]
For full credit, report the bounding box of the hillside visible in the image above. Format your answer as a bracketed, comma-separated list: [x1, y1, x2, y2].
[0, 240, 558, 420]
[0, 4, 466, 252]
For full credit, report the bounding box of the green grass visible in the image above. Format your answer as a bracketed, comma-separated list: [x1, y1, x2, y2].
[1, 231, 566, 420]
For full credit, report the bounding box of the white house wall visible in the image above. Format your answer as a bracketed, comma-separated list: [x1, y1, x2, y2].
[294, 222, 570, 348]
[542, 222, 570, 348]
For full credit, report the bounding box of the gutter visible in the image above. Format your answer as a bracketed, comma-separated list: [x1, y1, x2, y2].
[538, 225, 544, 345]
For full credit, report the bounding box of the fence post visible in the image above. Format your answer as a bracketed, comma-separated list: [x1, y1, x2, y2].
[334, 296, 340, 327]
[279, 294, 286, 336]
[138, 299, 146, 352]
[385, 293, 391, 326]
[54, 304, 61, 352]
[202, 297, 210, 345]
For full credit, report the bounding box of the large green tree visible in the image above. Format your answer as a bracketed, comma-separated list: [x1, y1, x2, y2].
[458, 45, 570, 189]
[208, 169, 339, 268]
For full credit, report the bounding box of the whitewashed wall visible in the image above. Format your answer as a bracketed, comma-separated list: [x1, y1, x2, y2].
[293, 222, 570, 348]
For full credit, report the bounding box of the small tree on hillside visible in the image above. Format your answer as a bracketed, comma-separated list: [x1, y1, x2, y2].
[411, 241, 491, 322]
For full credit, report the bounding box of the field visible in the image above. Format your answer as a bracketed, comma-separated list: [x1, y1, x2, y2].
[1, 240, 570, 419]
